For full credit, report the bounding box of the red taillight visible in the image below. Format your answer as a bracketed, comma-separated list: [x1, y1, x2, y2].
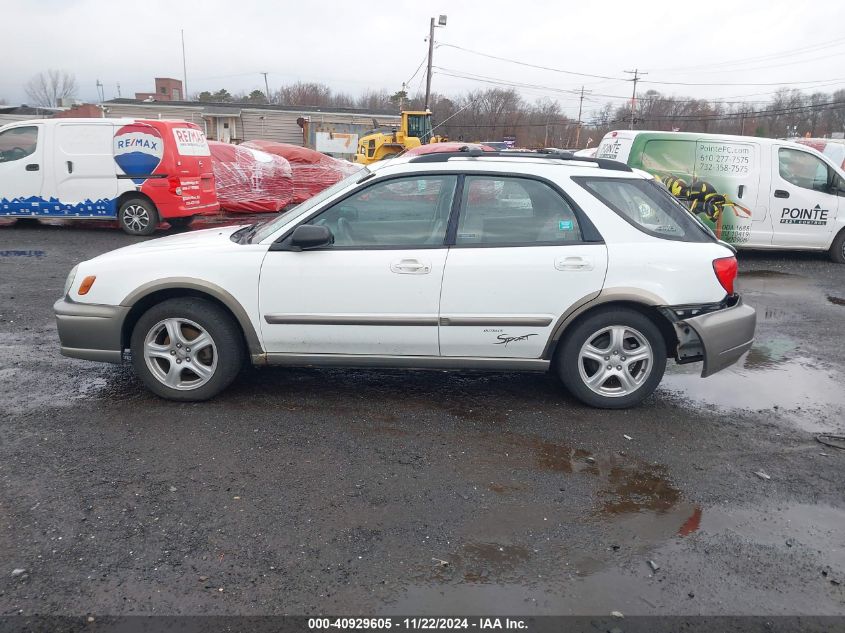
[713, 256, 737, 295]
[167, 176, 182, 196]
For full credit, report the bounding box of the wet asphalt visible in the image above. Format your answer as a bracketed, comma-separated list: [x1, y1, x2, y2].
[0, 219, 843, 617]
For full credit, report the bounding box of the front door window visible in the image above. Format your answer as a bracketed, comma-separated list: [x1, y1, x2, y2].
[306, 175, 457, 247]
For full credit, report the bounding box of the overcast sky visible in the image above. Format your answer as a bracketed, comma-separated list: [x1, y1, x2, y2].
[3, 0, 845, 119]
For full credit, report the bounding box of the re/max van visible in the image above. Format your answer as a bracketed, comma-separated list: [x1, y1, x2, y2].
[0, 118, 219, 235]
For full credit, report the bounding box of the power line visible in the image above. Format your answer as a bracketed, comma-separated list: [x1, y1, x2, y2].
[651, 36, 845, 73]
[437, 42, 622, 81]
[435, 66, 845, 106]
[405, 52, 428, 86]
[620, 98, 845, 124]
[438, 40, 845, 89]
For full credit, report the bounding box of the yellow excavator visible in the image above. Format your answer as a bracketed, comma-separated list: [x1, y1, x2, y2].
[354, 110, 445, 164]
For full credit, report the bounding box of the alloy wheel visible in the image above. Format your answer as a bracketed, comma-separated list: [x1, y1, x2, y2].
[123, 204, 150, 233]
[577, 325, 653, 397]
[143, 318, 218, 390]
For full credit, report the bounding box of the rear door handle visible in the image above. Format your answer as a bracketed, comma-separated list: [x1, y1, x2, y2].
[25, 163, 39, 172]
[555, 256, 594, 271]
[774, 189, 789, 199]
[66, 160, 73, 174]
[390, 258, 431, 274]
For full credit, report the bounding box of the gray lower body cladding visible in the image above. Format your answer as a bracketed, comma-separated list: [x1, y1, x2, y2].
[54, 299, 128, 363]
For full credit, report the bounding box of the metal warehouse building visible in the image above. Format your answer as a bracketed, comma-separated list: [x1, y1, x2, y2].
[96, 99, 401, 158]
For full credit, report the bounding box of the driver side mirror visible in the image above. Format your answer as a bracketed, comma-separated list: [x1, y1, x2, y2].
[288, 224, 334, 250]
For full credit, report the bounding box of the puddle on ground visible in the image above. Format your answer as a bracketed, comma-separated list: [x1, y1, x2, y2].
[662, 352, 845, 432]
[386, 501, 845, 615]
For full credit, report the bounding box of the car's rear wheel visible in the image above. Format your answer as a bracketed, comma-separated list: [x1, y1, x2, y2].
[118, 198, 159, 236]
[557, 308, 666, 409]
[829, 229, 845, 264]
[130, 298, 244, 401]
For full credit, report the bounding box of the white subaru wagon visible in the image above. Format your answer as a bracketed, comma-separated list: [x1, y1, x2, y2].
[54, 150, 756, 408]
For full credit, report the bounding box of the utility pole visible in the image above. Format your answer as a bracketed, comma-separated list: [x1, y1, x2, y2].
[424, 18, 435, 111]
[575, 85, 591, 148]
[424, 15, 447, 111]
[116, 82, 121, 98]
[624, 69, 647, 130]
[95, 79, 104, 103]
[181, 29, 188, 100]
[399, 81, 406, 112]
[261, 72, 271, 103]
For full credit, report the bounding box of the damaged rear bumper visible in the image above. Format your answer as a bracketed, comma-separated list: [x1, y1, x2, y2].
[663, 296, 757, 377]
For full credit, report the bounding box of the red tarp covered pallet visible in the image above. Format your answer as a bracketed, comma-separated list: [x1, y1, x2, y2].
[209, 141, 294, 213]
[242, 140, 361, 203]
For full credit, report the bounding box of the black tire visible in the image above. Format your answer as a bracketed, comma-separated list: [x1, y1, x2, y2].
[556, 308, 667, 409]
[118, 197, 159, 236]
[829, 229, 845, 264]
[130, 298, 245, 401]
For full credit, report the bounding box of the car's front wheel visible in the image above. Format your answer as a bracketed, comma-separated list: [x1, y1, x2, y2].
[557, 308, 667, 409]
[130, 298, 245, 401]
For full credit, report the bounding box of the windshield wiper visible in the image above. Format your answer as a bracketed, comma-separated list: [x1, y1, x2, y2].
[232, 222, 263, 244]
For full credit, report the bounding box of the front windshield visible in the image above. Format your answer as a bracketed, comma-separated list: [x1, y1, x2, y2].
[250, 167, 369, 243]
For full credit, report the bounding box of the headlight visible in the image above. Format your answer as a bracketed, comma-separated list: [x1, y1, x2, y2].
[63, 265, 78, 297]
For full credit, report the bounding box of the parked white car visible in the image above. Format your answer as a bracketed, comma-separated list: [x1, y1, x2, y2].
[55, 150, 756, 408]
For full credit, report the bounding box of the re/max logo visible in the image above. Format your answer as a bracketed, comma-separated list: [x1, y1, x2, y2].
[116, 138, 159, 150]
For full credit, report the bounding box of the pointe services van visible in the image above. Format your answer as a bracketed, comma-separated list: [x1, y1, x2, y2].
[596, 130, 845, 263]
[0, 118, 219, 235]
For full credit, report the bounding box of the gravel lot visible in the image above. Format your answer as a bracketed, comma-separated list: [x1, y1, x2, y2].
[1, 220, 843, 617]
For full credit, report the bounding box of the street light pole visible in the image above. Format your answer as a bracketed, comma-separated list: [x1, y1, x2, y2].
[181, 29, 188, 100]
[424, 18, 435, 111]
[424, 15, 447, 111]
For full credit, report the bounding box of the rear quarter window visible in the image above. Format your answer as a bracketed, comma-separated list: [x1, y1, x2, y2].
[575, 176, 715, 243]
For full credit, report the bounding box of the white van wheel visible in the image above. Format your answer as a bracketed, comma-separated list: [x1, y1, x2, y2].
[119, 198, 159, 236]
[830, 229, 845, 264]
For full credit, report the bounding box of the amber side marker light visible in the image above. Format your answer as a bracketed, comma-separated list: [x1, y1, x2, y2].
[77, 275, 97, 295]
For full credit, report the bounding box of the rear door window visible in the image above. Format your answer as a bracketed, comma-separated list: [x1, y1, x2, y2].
[455, 176, 582, 246]
[576, 176, 715, 242]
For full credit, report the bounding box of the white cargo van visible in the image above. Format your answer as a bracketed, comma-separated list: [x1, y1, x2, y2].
[0, 118, 218, 235]
[596, 131, 845, 262]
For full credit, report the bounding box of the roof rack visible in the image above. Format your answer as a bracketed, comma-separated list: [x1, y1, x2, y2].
[407, 148, 632, 172]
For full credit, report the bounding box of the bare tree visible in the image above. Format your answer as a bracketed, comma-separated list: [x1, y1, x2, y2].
[276, 82, 333, 107]
[25, 70, 78, 107]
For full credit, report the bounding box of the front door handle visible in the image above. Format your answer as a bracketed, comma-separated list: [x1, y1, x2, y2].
[66, 160, 73, 174]
[774, 189, 790, 199]
[25, 163, 39, 172]
[390, 258, 431, 274]
[555, 256, 594, 271]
